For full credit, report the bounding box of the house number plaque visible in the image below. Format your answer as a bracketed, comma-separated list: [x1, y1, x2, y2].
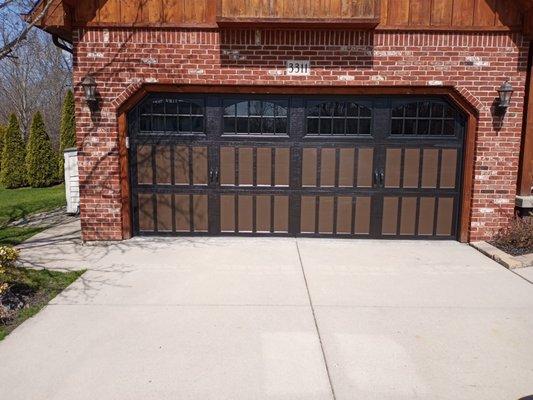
[286, 60, 311, 76]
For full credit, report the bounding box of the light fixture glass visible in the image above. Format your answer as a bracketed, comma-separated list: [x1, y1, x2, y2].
[81, 75, 97, 103]
[497, 80, 514, 109]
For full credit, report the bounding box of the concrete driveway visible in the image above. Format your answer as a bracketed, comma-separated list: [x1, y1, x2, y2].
[1, 220, 532, 400]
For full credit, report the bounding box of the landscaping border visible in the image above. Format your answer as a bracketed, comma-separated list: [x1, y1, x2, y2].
[471, 241, 533, 270]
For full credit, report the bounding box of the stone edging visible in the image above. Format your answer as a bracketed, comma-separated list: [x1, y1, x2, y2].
[471, 241, 532, 270]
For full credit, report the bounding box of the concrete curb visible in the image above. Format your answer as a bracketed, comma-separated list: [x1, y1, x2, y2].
[470, 241, 531, 270]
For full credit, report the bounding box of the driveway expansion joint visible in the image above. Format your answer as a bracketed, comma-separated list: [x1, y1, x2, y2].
[295, 241, 337, 400]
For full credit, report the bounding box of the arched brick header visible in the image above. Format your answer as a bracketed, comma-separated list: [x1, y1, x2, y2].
[456, 88, 484, 112]
[116, 83, 482, 116]
[112, 82, 143, 110]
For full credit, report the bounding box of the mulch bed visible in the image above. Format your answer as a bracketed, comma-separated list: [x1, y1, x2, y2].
[0, 267, 84, 340]
[489, 241, 533, 257]
[490, 217, 533, 258]
[0, 284, 46, 332]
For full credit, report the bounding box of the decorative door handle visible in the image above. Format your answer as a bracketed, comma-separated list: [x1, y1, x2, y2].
[214, 169, 219, 184]
[373, 169, 385, 188]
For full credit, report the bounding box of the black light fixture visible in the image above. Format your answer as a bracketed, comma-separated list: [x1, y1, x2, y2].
[81, 75, 97, 104]
[497, 79, 514, 110]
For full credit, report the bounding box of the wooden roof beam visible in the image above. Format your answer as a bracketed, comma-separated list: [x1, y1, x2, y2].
[24, 0, 72, 42]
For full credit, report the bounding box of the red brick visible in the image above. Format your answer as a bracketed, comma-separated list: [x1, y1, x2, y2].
[73, 28, 529, 242]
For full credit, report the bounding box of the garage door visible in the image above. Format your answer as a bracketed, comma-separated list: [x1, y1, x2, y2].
[129, 94, 465, 239]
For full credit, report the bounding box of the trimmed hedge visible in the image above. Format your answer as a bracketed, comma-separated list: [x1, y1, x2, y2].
[25, 112, 57, 188]
[0, 115, 26, 189]
[59, 90, 76, 152]
[0, 125, 5, 174]
[58, 90, 76, 180]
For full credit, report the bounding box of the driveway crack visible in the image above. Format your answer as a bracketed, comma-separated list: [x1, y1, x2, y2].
[295, 240, 337, 400]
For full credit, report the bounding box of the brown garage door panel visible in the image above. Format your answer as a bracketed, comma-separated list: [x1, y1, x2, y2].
[135, 143, 209, 188]
[384, 147, 460, 190]
[136, 193, 210, 234]
[302, 147, 375, 188]
[130, 94, 465, 239]
[380, 196, 456, 237]
[300, 195, 373, 236]
[220, 194, 290, 234]
[137, 193, 155, 232]
[221, 146, 290, 188]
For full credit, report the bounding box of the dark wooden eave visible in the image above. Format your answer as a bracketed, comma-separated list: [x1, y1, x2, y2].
[24, 0, 73, 42]
[26, 0, 533, 44]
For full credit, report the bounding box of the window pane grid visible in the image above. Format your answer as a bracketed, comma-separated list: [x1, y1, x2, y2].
[223, 100, 289, 136]
[306, 101, 372, 136]
[391, 101, 457, 136]
[139, 99, 205, 134]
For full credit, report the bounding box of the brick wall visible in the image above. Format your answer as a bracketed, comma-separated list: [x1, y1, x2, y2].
[73, 28, 530, 241]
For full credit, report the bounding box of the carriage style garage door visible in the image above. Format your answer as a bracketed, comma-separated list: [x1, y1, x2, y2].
[129, 94, 465, 239]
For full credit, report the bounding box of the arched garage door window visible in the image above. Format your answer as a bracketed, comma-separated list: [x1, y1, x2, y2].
[223, 99, 288, 136]
[391, 100, 459, 136]
[306, 101, 372, 136]
[139, 97, 205, 135]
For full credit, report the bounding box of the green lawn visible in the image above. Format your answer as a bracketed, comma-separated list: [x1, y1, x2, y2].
[0, 185, 79, 340]
[0, 185, 66, 245]
[0, 226, 48, 246]
[0, 266, 84, 340]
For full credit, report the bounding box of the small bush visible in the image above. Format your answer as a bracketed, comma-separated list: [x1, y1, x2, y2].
[0, 125, 5, 173]
[0, 114, 26, 189]
[492, 217, 533, 256]
[0, 246, 19, 268]
[26, 112, 58, 188]
[0, 246, 20, 318]
[0, 264, 7, 296]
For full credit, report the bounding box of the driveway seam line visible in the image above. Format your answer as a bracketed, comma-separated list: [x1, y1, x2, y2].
[295, 240, 337, 400]
[507, 268, 533, 285]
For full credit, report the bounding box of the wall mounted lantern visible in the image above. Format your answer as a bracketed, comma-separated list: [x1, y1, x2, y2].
[81, 75, 97, 104]
[497, 80, 514, 110]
